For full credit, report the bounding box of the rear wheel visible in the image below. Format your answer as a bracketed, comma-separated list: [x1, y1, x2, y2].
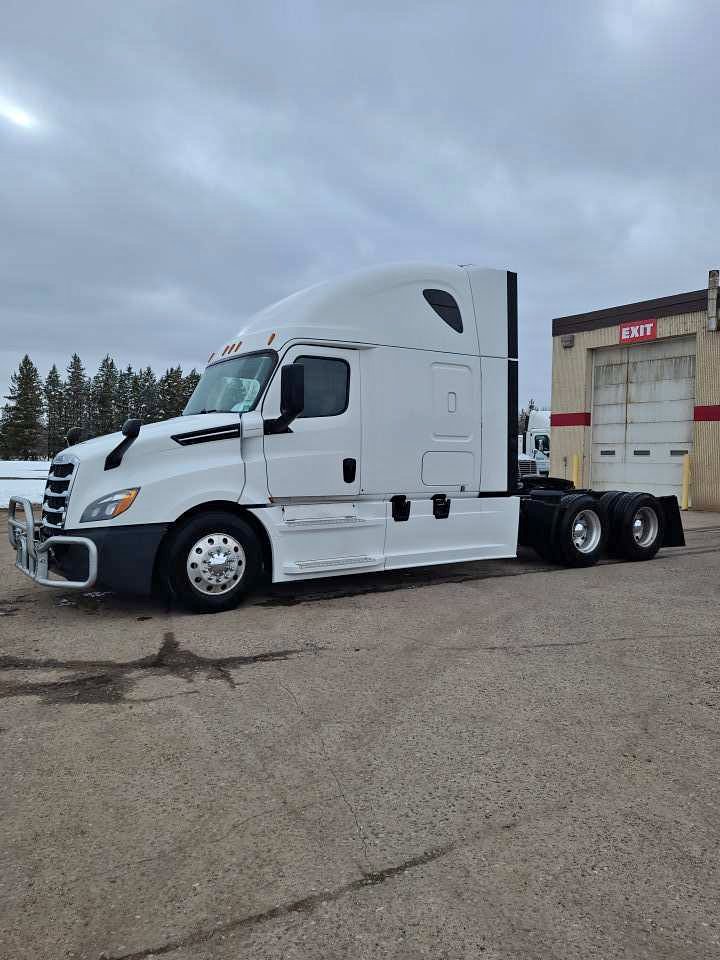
[610, 493, 664, 561]
[599, 490, 624, 524]
[165, 511, 261, 613]
[554, 494, 606, 567]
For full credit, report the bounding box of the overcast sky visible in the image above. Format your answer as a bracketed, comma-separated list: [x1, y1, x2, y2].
[1, 0, 718, 407]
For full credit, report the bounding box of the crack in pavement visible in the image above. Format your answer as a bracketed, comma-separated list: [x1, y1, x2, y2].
[464, 632, 718, 654]
[109, 842, 455, 960]
[279, 680, 371, 863]
[0, 633, 313, 704]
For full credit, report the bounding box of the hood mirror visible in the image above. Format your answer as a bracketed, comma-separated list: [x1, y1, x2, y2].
[122, 418, 141, 439]
[105, 419, 142, 471]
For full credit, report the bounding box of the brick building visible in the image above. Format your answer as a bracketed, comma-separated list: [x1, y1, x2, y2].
[550, 270, 720, 509]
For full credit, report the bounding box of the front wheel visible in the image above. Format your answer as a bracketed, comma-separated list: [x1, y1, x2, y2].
[165, 511, 261, 613]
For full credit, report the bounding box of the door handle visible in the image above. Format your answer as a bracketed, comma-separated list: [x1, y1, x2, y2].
[343, 458, 357, 483]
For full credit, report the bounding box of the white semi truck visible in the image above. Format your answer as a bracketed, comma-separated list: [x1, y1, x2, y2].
[8, 263, 684, 612]
[518, 409, 551, 475]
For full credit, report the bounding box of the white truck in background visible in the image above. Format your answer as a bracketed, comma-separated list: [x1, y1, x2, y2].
[518, 409, 551, 476]
[9, 263, 684, 612]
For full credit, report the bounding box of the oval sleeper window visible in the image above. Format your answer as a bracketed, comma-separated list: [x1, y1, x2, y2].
[423, 289, 463, 333]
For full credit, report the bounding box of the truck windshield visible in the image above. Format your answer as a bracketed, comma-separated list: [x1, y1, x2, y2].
[183, 351, 277, 416]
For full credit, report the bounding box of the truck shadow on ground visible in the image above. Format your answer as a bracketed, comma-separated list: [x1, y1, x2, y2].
[0, 632, 314, 705]
[6, 550, 556, 619]
[7, 539, 712, 621]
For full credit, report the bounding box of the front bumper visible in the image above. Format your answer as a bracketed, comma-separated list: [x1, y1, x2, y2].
[52, 521, 169, 595]
[8, 496, 98, 590]
[8, 497, 169, 595]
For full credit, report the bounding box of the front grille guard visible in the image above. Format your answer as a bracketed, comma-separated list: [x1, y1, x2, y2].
[8, 496, 97, 590]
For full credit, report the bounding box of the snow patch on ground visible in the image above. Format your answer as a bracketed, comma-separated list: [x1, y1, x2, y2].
[0, 460, 50, 507]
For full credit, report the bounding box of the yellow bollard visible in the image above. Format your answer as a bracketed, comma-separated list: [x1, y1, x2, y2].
[571, 453, 581, 488]
[681, 453, 691, 510]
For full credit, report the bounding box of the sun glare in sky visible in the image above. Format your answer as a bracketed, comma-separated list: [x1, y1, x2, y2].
[0, 97, 37, 128]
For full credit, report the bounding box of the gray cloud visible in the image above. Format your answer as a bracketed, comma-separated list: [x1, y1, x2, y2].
[1, 0, 718, 407]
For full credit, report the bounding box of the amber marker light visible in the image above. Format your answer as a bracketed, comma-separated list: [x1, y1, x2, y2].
[80, 488, 140, 523]
[112, 489, 140, 517]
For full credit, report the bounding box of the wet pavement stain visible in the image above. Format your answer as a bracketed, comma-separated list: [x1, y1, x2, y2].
[38, 673, 132, 705]
[0, 632, 312, 705]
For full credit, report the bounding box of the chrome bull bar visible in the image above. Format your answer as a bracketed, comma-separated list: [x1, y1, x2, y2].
[7, 496, 98, 590]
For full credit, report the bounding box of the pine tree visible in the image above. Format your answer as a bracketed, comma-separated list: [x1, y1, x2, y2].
[182, 368, 201, 409]
[115, 365, 134, 426]
[64, 354, 89, 438]
[0, 355, 45, 459]
[158, 366, 186, 420]
[44, 364, 66, 458]
[90, 354, 119, 436]
[133, 366, 160, 422]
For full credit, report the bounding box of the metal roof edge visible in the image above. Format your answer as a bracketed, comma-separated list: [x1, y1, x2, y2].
[552, 288, 707, 337]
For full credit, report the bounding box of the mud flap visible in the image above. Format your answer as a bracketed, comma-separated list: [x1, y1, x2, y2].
[658, 495, 685, 548]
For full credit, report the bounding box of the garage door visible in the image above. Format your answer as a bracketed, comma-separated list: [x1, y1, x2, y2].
[591, 336, 695, 497]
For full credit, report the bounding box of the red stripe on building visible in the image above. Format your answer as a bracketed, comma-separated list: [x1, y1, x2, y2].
[694, 405, 720, 422]
[550, 411, 591, 427]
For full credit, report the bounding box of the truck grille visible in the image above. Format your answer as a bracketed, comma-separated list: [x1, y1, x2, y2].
[518, 458, 539, 477]
[41, 458, 77, 535]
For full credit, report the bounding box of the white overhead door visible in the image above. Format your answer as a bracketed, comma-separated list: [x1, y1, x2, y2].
[591, 336, 695, 497]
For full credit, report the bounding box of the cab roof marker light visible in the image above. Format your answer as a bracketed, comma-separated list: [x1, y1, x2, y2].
[233, 341, 243, 352]
[267, 332, 276, 345]
[207, 352, 215, 363]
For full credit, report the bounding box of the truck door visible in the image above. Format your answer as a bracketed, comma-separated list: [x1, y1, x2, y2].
[262, 346, 361, 499]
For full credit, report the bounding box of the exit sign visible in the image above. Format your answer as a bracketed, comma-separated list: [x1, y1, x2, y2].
[619, 319, 657, 343]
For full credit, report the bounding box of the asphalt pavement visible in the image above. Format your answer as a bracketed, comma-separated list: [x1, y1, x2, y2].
[1, 511, 719, 960]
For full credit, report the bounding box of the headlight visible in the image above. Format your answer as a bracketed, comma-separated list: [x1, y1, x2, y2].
[80, 488, 140, 523]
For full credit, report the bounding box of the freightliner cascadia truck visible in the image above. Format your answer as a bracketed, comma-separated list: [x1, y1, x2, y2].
[518, 409, 551, 476]
[8, 264, 684, 612]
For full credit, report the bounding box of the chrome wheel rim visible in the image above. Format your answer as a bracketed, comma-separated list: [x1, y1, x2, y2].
[632, 506, 659, 548]
[186, 533, 245, 596]
[572, 509, 602, 554]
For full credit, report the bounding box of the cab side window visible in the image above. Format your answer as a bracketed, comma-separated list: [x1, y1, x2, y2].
[294, 356, 350, 418]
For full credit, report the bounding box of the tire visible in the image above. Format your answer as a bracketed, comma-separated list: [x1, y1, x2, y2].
[598, 491, 624, 554]
[165, 511, 262, 613]
[610, 493, 664, 562]
[599, 491, 624, 523]
[553, 493, 606, 567]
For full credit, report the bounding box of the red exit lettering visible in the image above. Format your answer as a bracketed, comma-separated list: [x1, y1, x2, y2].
[619, 319, 657, 343]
